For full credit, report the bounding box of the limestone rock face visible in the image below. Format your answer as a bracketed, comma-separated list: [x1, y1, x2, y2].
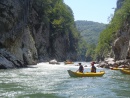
[0, 0, 38, 68]
[0, 49, 25, 69]
[116, 0, 124, 10]
[112, 0, 130, 61]
[112, 32, 129, 60]
[29, 0, 78, 62]
[0, 0, 78, 69]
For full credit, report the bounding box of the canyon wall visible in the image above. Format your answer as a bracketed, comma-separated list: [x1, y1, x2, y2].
[0, 0, 78, 69]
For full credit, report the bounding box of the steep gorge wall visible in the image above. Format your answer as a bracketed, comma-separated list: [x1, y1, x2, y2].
[112, 0, 130, 61]
[0, 0, 38, 68]
[30, 0, 78, 61]
[0, 0, 78, 69]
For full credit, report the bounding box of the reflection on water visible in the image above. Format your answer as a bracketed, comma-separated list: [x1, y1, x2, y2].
[0, 62, 130, 98]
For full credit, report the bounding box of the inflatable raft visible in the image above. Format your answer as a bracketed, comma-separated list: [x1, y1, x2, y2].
[67, 70, 105, 77]
[120, 69, 130, 75]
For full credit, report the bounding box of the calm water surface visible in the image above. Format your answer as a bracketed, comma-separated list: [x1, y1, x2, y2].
[0, 62, 130, 98]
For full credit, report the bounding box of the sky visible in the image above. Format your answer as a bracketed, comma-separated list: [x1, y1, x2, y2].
[63, 0, 117, 24]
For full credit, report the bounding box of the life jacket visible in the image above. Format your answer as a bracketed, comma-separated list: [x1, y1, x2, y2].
[91, 66, 96, 72]
[79, 65, 83, 72]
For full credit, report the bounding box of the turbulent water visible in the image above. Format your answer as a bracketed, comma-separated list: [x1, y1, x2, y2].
[0, 62, 130, 98]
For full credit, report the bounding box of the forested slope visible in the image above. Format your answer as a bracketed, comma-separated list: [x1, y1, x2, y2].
[75, 20, 106, 44]
[75, 20, 106, 61]
[95, 0, 130, 61]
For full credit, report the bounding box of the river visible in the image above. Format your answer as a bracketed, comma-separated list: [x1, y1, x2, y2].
[0, 62, 130, 98]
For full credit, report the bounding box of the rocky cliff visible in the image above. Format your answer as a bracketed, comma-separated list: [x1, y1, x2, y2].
[112, 0, 130, 61]
[95, 0, 130, 66]
[0, 0, 79, 69]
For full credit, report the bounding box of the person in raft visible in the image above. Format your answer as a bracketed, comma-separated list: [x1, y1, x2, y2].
[91, 62, 96, 73]
[77, 63, 84, 73]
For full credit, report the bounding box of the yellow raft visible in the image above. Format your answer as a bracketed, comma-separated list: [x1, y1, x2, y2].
[67, 70, 105, 77]
[111, 67, 129, 70]
[64, 62, 74, 64]
[120, 69, 130, 75]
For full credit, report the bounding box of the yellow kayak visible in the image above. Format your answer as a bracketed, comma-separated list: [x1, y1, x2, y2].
[120, 69, 130, 75]
[67, 70, 105, 77]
